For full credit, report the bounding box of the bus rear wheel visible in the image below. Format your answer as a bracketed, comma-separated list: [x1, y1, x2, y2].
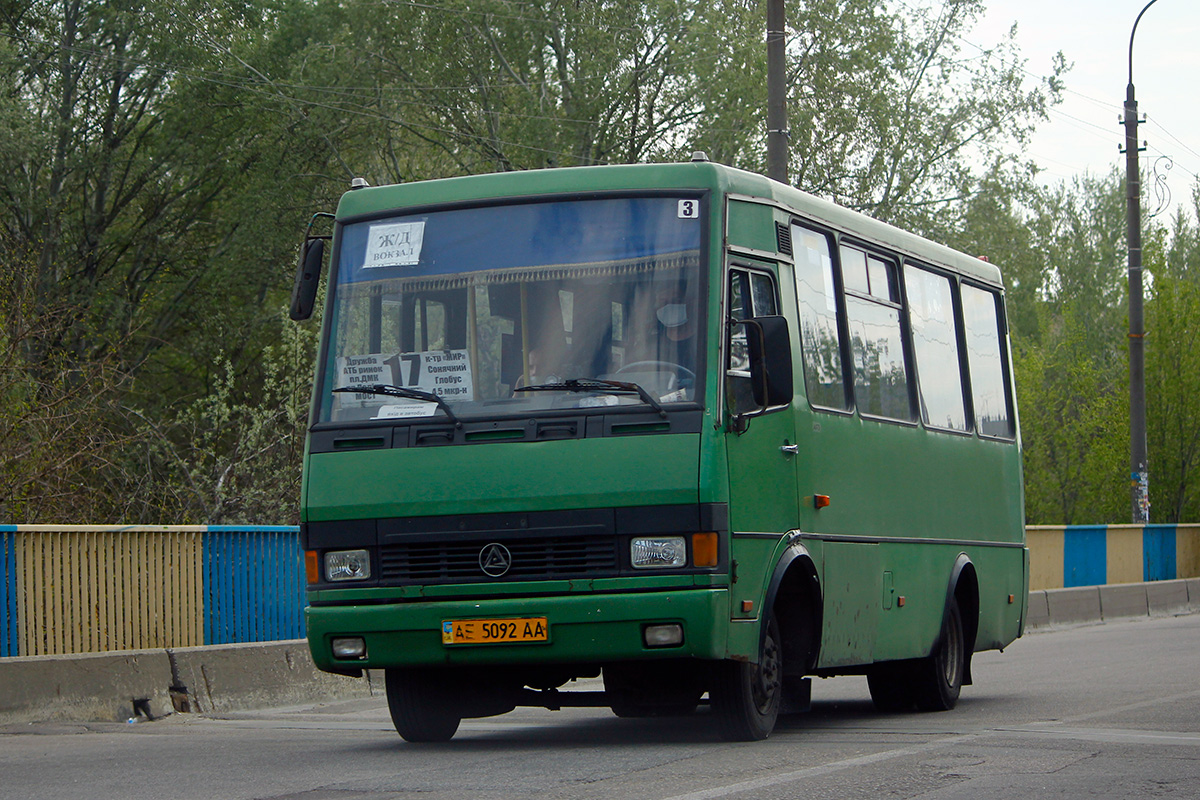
[868, 595, 967, 713]
[384, 668, 461, 743]
[913, 596, 965, 711]
[711, 617, 782, 741]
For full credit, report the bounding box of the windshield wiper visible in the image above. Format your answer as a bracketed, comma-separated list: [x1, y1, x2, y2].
[514, 378, 667, 419]
[332, 384, 462, 428]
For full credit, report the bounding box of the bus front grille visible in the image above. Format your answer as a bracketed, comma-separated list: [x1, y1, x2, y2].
[378, 536, 619, 583]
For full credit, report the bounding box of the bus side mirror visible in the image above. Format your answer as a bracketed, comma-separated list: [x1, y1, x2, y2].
[289, 237, 325, 321]
[747, 315, 793, 408]
[730, 315, 793, 434]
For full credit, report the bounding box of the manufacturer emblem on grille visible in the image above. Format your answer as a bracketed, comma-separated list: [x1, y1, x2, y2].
[479, 543, 512, 577]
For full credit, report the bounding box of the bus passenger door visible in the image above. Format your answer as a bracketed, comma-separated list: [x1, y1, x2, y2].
[788, 222, 882, 667]
[723, 266, 799, 622]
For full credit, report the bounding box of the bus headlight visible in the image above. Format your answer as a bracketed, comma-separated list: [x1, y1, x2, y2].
[325, 549, 371, 582]
[631, 536, 686, 569]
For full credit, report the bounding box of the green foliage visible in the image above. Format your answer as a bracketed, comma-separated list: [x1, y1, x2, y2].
[0, 0, 1194, 526]
[787, 0, 1065, 230]
[1014, 310, 1127, 525]
[938, 162, 1049, 343]
[0, 237, 141, 522]
[1145, 197, 1200, 522]
[128, 311, 318, 524]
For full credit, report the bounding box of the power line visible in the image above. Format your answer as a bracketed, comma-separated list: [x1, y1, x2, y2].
[1146, 117, 1200, 164]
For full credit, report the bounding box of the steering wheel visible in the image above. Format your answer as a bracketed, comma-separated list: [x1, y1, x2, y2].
[614, 360, 696, 386]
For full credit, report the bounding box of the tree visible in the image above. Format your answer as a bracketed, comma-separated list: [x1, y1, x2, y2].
[1145, 193, 1200, 522]
[939, 162, 1049, 344]
[0, 238, 141, 522]
[784, 0, 1065, 230]
[1015, 310, 1127, 525]
[0, 0, 1080, 523]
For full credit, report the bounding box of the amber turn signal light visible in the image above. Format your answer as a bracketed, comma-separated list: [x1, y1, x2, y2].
[692, 532, 718, 568]
[305, 550, 319, 584]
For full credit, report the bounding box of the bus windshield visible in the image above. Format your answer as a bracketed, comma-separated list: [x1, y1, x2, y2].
[318, 196, 704, 424]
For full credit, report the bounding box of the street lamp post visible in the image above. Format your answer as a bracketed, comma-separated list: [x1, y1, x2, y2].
[1125, 0, 1158, 524]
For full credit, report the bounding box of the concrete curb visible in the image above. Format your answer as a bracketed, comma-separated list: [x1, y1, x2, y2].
[1026, 578, 1200, 630]
[0, 649, 175, 724]
[0, 640, 379, 725]
[168, 641, 380, 716]
[3, 580, 1198, 724]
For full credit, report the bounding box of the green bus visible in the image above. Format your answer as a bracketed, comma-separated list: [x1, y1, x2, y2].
[291, 157, 1027, 742]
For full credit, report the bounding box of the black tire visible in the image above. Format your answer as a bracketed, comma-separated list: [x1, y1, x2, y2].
[711, 617, 782, 741]
[384, 668, 461, 743]
[867, 662, 915, 712]
[913, 596, 966, 711]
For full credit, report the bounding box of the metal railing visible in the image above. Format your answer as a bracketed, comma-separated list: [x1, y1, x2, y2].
[0, 526, 301, 657]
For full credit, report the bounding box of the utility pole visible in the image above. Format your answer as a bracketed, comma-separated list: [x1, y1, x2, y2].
[766, 0, 788, 183]
[1125, 0, 1157, 525]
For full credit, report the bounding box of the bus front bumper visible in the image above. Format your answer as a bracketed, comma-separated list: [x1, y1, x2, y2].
[306, 587, 731, 672]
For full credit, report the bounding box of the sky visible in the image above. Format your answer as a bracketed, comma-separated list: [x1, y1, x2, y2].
[971, 0, 1200, 222]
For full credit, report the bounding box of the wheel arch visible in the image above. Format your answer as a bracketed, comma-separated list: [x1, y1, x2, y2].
[763, 541, 822, 675]
[947, 554, 980, 686]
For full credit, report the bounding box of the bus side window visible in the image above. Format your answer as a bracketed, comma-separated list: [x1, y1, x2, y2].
[726, 267, 779, 415]
[792, 225, 850, 411]
[905, 265, 968, 432]
[749, 272, 777, 316]
[841, 245, 914, 422]
[961, 284, 1014, 438]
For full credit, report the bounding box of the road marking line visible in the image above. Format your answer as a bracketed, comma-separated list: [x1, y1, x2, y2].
[659, 733, 983, 800]
[996, 726, 1200, 746]
[1053, 689, 1200, 725]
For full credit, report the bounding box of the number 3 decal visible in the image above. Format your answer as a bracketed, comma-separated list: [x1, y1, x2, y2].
[678, 199, 699, 219]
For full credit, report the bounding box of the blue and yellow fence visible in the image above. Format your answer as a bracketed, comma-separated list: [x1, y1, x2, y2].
[1028, 524, 1200, 590]
[3, 523, 1199, 657]
[0, 526, 302, 657]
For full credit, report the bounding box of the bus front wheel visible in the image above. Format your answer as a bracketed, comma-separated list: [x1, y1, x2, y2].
[384, 668, 462, 743]
[711, 617, 782, 741]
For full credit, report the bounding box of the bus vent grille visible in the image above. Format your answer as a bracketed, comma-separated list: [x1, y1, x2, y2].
[775, 222, 793, 256]
[379, 537, 619, 583]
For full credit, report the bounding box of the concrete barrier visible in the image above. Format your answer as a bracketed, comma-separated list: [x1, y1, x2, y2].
[169, 640, 377, 715]
[1188, 578, 1200, 609]
[1025, 590, 1050, 629]
[1146, 580, 1191, 616]
[0, 640, 378, 725]
[0, 649, 175, 724]
[1026, 578, 1199, 630]
[1043, 585, 1102, 626]
[3, 580, 1198, 724]
[1098, 583, 1149, 620]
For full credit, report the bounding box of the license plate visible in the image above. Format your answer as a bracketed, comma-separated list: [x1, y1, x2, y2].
[442, 617, 548, 645]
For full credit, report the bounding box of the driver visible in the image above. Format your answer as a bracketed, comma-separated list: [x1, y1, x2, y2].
[653, 284, 696, 373]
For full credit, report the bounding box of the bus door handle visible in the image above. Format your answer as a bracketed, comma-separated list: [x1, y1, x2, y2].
[779, 443, 799, 456]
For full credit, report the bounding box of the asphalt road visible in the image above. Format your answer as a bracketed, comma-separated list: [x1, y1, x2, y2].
[3, 614, 1198, 800]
